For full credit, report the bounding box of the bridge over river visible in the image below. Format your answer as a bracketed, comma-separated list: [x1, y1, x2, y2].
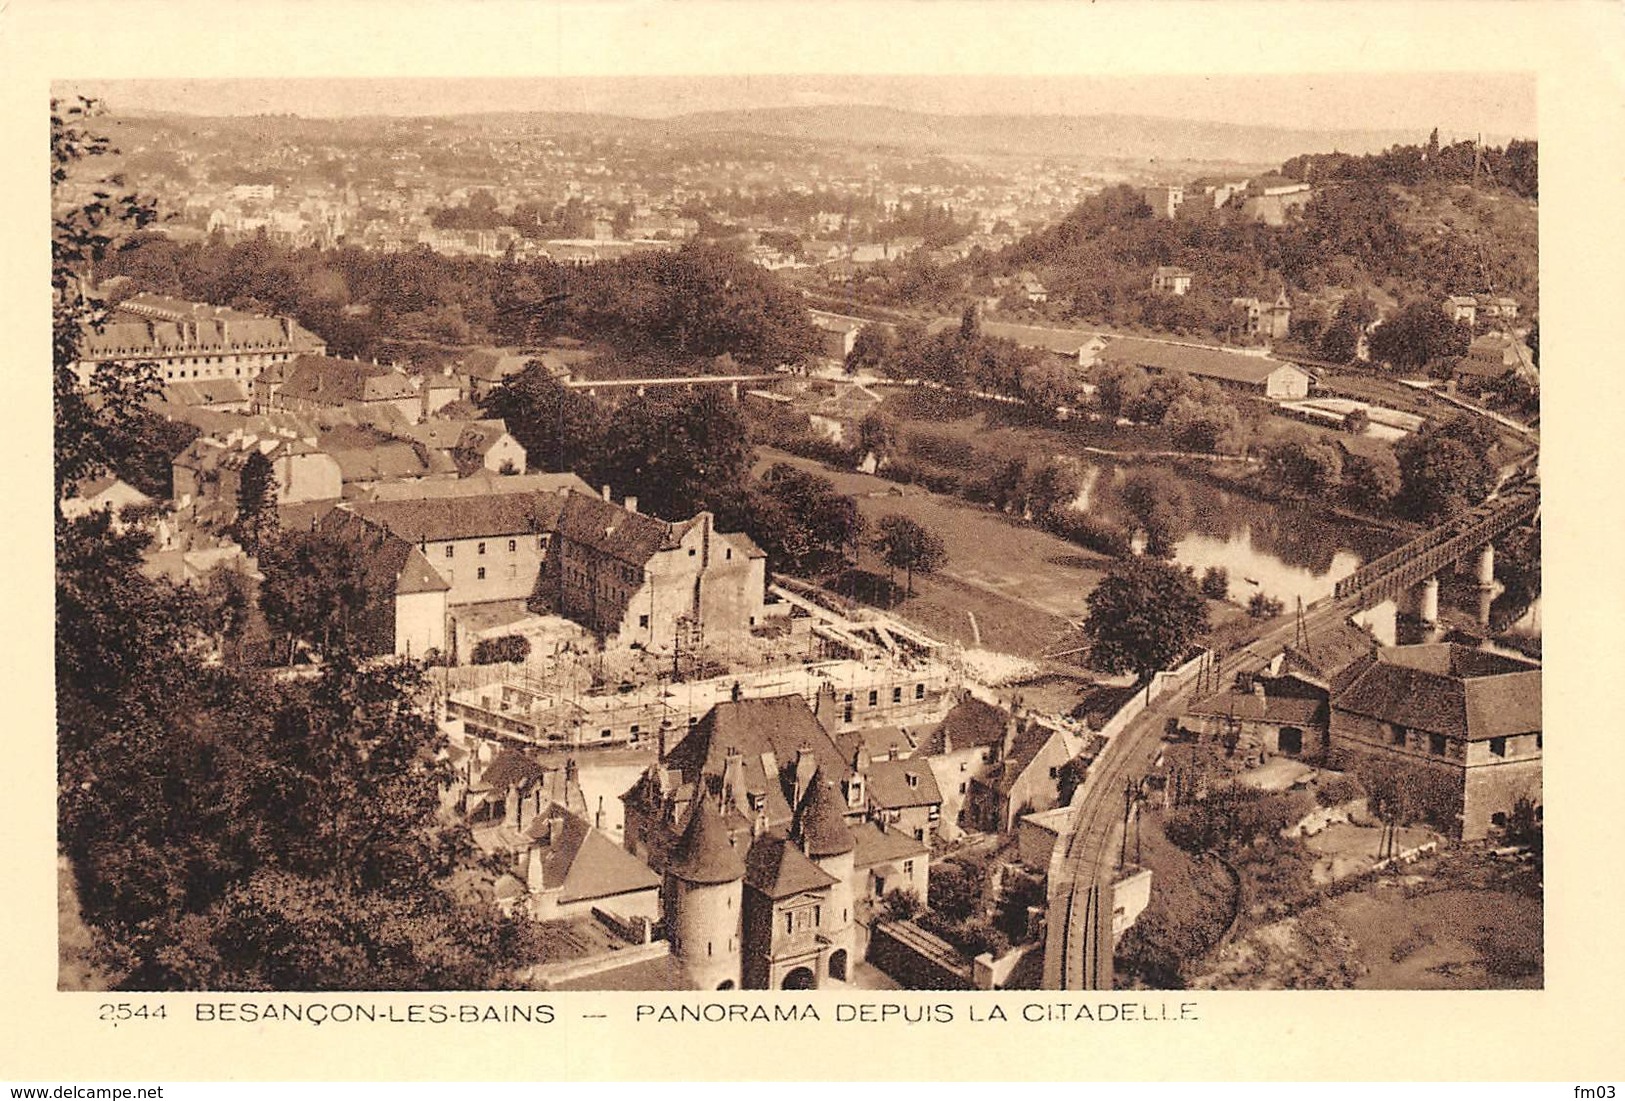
[1043, 480, 1540, 989]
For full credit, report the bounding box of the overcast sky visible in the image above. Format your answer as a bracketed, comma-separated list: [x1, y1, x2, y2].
[63, 74, 1536, 140]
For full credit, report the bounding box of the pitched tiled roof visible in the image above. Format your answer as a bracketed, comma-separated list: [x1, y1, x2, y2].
[356, 469, 594, 502]
[1283, 619, 1378, 684]
[523, 808, 661, 903]
[1100, 339, 1305, 386]
[919, 696, 1009, 755]
[166, 379, 251, 407]
[279, 355, 416, 406]
[864, 757, 943, 810]
[345, 490, 566, 543]
[461, 348, 533, 383]
[1333, 644, 1540, 740]
[478, 748, 546, 795]
[669, 696, 854, 793]
[744, 835, 838, 899]
[667, 799, 746, 885]
[850, 821, 929, 869]
[553, 493, 676, 566]
[1186, 689, 1326, 727]
[792, 777, 856, 858]
[327, 443, 430, 483]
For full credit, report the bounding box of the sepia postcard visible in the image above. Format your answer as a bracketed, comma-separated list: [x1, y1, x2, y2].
[3, 0, 1623, 1084]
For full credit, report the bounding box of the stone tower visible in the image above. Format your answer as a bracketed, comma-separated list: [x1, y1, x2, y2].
[793, 773, 858, 982]
[664, 796, 746, 990]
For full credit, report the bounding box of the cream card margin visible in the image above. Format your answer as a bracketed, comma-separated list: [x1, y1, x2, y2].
[1, 0, 1620, 1083]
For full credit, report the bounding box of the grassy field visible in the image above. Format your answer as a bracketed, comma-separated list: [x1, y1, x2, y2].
[757, 448, 1107, 659]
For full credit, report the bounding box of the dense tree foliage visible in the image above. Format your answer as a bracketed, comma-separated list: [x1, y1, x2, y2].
[746, 464, 866, 576]
[993, 137, 1536, 341]
[480, 363, 607, 474]
[1082, 557, 1209, 681]
[592, 388, 756, 520]
[871, 514, 948, 597]
[99, 232, 820, 371]
[1282, 135, 1537, 199]
[1393, 414, 1499, 522]
[1367, 300, 1471, 372]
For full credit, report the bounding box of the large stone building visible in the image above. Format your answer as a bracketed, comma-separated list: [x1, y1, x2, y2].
[1326, 643, 1541, 841]
[551, 492, 767, 650]
[323, 485, 767, 659]
[75, 293, 327, 393]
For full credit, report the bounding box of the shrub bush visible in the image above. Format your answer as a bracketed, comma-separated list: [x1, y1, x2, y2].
[471, 634, 531, 665]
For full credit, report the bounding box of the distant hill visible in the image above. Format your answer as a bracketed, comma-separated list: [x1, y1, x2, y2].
[647, 105, 1428, 164]
[116, 103, 1451, 166]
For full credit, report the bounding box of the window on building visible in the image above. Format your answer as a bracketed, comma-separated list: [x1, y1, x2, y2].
[445, 546, 454, 558]
[892, 687, 902, 704]
[478, 542, 486, 555]
[476, 567, 486, 580]
[639, 614, 650, 628]
[959, 782, 967, 795]
[1489, 737, 1507, 757]
[929, 806, 941, 821]
[1536, 732, 1543, 750]
[916, 683, 925, 700]
[508, 539, 516, 552]
[1429, 733, 1447, 756]
[688, 548, 696, 557]
[600, 728, 612, 740]
[904, 860, 914, 877]
[843, 707, 853, 724]
[868, 690, 878, 707]
[725, 548, 732, 560]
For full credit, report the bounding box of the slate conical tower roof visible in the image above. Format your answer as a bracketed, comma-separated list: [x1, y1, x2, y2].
[667, 797, 746, 885]
[793, 775, 856, 859]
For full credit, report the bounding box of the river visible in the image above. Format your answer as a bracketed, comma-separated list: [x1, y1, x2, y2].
[1068, 457, 1539, 646]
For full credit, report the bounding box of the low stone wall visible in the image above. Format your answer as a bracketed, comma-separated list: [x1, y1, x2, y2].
[868, 921, 973, 990]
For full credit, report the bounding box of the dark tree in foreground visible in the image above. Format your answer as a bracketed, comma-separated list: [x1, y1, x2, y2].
[1083, 557, 1209, 683]
[53, 96, 161, 504]
[234, 449, 278, 556]
[256, 529, 370, 659]
[56, 102, 546, 992]
[872, 514, 947, 598]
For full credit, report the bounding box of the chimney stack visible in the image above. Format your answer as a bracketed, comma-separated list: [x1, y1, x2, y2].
[594, 796, 605, 831]
[624, 495, 638, 514]
[601, 485, 612, 501]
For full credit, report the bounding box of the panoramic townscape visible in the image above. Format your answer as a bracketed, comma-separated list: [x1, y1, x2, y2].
[55, 78, 1541, 994]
